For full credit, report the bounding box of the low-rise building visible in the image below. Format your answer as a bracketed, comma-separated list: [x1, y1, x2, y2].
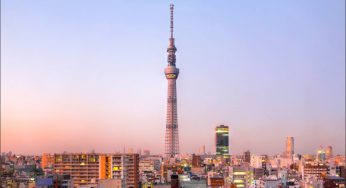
[53, 153, 139, 188]
[323, 175, 346, 188]
[302, 164, 329, 179]
[229, 165, 253, 188]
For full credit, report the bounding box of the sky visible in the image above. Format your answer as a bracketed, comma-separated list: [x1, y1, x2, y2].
[1, 0, 345, 155]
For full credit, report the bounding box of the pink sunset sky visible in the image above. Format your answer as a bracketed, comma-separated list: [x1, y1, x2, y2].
[1, 0, 345, 155]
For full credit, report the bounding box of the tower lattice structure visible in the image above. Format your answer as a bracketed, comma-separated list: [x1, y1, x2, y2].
[164, 4, 179, 159]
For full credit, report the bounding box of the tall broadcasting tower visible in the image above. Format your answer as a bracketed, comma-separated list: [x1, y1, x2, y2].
[164, 4, 179, 158]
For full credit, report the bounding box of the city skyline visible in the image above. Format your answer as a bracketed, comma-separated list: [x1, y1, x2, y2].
[1, 1, 345, 155]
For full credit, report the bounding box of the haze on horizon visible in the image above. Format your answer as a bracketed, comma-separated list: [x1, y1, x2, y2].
[1, 0, 345, 156]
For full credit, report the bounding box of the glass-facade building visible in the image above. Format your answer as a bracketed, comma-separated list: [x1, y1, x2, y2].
[215, 125, 229, 157]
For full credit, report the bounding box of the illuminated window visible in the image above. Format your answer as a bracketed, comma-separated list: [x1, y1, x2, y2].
[233, 179, 244, 183]
[89, 157, 96, 162]
[233, 172, 246, 175]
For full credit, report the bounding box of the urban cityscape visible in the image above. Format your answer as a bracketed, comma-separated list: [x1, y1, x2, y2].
[1, 1, 345, 188]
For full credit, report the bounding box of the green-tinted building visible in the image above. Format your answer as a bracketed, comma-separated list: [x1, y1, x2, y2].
[215, 125, 229, 158]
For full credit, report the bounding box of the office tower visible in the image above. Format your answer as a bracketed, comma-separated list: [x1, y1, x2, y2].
[261, 155, 269, 176]
[215, 125, 229, 157]
[286, 137, 294, 159]
[326, 145, 333, 160]
[243, 150, 251, 163]
[317, 147, 326, 162]
[164, 4, 180, 159]
[199, 145, 206, 155]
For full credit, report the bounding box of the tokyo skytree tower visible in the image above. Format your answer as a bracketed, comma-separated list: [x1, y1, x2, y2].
[164, 4, 180, 158]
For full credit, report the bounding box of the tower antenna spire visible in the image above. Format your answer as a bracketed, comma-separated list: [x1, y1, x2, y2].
[170, 4, 174, 38]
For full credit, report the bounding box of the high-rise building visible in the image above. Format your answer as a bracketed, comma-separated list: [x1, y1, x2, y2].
[286, 137, 294, 159]
[164, 4, 180, 159]
[244, 150, 251, 163]
[261, 155, 269, 176]
[215, 125, 229, 157]
[326, 145, 333, 160]
[317, 147, 326, 163]
[199, 145, 206, 155]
